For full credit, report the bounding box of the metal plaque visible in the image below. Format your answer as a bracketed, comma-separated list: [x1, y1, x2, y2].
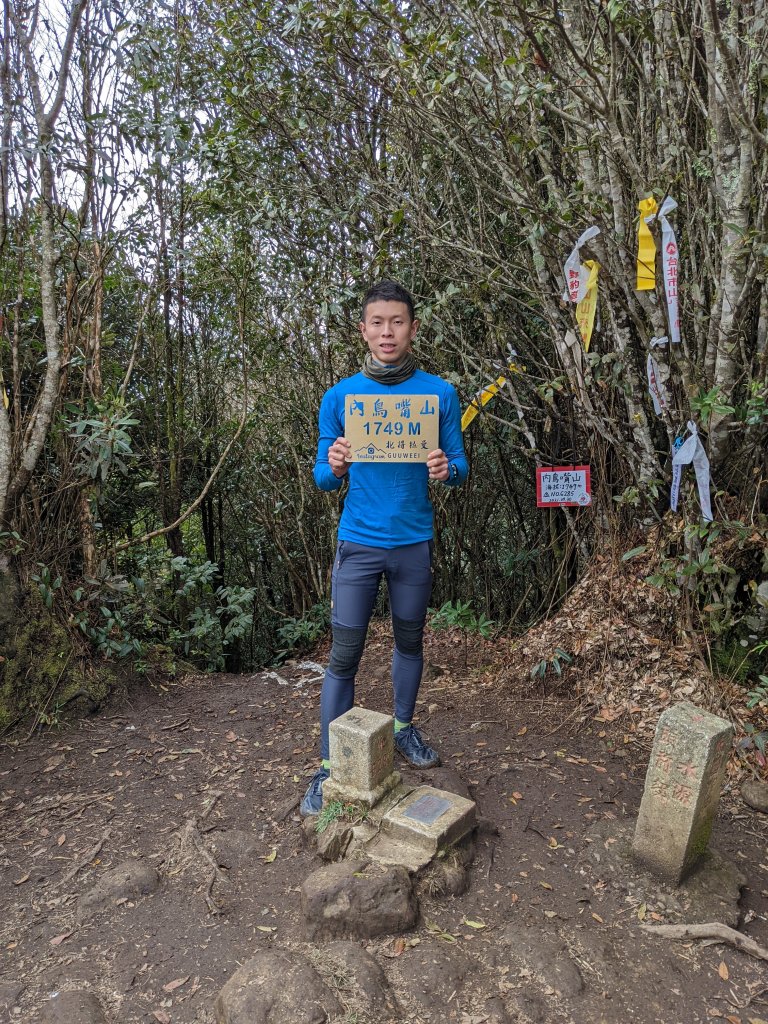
[402, 794, 452, 825]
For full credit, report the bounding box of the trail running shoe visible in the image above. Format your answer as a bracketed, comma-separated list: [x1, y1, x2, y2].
[394, 725, 440, 768]
[300, 765, 330, 817]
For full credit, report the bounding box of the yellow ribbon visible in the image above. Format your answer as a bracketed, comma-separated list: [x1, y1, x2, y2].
[0, 369, 8, 411]
[637, 197, 658, 290]
[461, 363, 525, 432]
[576, 260, 599, 351]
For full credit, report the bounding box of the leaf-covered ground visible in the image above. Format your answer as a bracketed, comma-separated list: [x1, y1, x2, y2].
[1, 600, 766, 1024]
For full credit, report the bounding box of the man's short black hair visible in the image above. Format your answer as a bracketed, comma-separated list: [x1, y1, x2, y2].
[361, 280, 416, 322]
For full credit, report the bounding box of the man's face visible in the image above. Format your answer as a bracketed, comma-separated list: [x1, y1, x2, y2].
[360, 300, 418, 365]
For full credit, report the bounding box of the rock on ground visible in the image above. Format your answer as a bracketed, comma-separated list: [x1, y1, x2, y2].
[208, 829, 261, 869]
[40, 990, 107, 1024]
[301, 859, 417, 940]
[315, 941, 397, 1014]
[214, 950, 341, 1024]
[742, 778, 768, 814]
[315, 821, 353, 862]
[76, 858, 160, 921]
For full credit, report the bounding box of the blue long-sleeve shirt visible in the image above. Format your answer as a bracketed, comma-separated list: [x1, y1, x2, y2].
[313, 370, 468, 548]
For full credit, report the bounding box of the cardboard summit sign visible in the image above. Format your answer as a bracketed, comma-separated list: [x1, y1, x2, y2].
[345, 394, 440, 463]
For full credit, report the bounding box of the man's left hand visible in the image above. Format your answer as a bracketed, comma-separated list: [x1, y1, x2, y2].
[426, 449, 449, 481]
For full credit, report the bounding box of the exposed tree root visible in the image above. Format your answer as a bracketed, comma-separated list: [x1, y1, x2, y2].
[640, 922, 768, 962]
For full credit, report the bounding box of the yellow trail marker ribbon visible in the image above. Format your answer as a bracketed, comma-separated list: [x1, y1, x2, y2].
[575, 260, 599, 352]
[0, 368, 8, 411]
[461, 363, 525, 432]
[636, 196, 658, 290]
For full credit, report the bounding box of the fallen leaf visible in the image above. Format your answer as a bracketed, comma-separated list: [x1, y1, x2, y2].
[256, 926, 276, 932]
[13, 873, 30, 885]
[592, 913, 604, 924]
[539, 881, 552, 890]
[517, 726, 527, 736]
[512, 791, 523, 800]
[393, 937, 407, 956]
[57, 834, 66, 846]
[225, 730, 238, 742]
[262, 849, 277, 863]
[548, 838, 561, 849]
[152, 1012, 171, 1024]
[463, 919, 486, 929]
[163, 976, 189, 993]
[50, 930, 73, 946]
[718, 961, 729, 981]
[725, 1017, 741, 1024]
[637, 903, 647, 921]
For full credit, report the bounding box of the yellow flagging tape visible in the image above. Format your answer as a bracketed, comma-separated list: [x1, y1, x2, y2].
[576, 260, 599, 351]
[461, 363, 525, 432]
[637, 197, 657, 291]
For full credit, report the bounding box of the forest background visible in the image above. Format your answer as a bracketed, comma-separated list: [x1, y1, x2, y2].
[0, 0, 767, 735]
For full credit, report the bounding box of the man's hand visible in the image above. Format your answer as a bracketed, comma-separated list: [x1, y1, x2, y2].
[328, 437, 352, 478]
[426, 448, 449, 482]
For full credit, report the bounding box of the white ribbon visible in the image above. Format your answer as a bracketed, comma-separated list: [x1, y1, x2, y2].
[562, 226, 601, 303]
[670, 420, 713, 522]
[645, 198, 680, 343]
[647, 336, 670, 416]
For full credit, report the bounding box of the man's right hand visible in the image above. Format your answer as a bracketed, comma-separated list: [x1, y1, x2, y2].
[328, 437, 352, 477]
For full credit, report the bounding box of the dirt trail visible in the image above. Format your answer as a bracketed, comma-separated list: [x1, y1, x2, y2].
[1, 627, 766, 1024]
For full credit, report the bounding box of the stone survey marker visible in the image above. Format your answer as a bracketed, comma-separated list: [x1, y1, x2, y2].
[633, 701, 733, 882]
[323, 707, 401, 807]
[323, 707, 476, 872]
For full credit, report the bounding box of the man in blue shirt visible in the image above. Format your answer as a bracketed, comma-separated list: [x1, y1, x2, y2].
[300, 280, 468, 816]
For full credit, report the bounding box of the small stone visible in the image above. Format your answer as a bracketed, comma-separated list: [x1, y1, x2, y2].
[322, 942, 394, 1012]
[316, 821, 353, 862]
[301, 859, 417, 940]
[208, 829, 260, 868]
[430, 859, 469, 897]
[214, 951, 341, 1024]
[76, 859, 160, 921]
[40, 990, 107, 1024]
[741, 778, 768, 813]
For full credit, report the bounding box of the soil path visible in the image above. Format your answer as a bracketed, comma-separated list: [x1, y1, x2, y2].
[1, 627, 766, 1024]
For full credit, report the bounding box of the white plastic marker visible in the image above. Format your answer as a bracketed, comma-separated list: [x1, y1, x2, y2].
[644, 198, 681, 344]
[670, 420, 713, 522]
[563, 225, 601, 304]
[647, 336, 671, 416]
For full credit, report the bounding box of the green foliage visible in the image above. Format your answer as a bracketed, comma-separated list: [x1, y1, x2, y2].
[66, 400, 139, 483]
[689, 388, 735, 427]
[276, 603, 330, 662]
[30, 565, 62, 610]
[430, 600, 494, 638]
[531, 648, 573, 680]
[70, 551, 256, 672]
[314, 800, 368, 834]
[746, 675, 768, 710]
